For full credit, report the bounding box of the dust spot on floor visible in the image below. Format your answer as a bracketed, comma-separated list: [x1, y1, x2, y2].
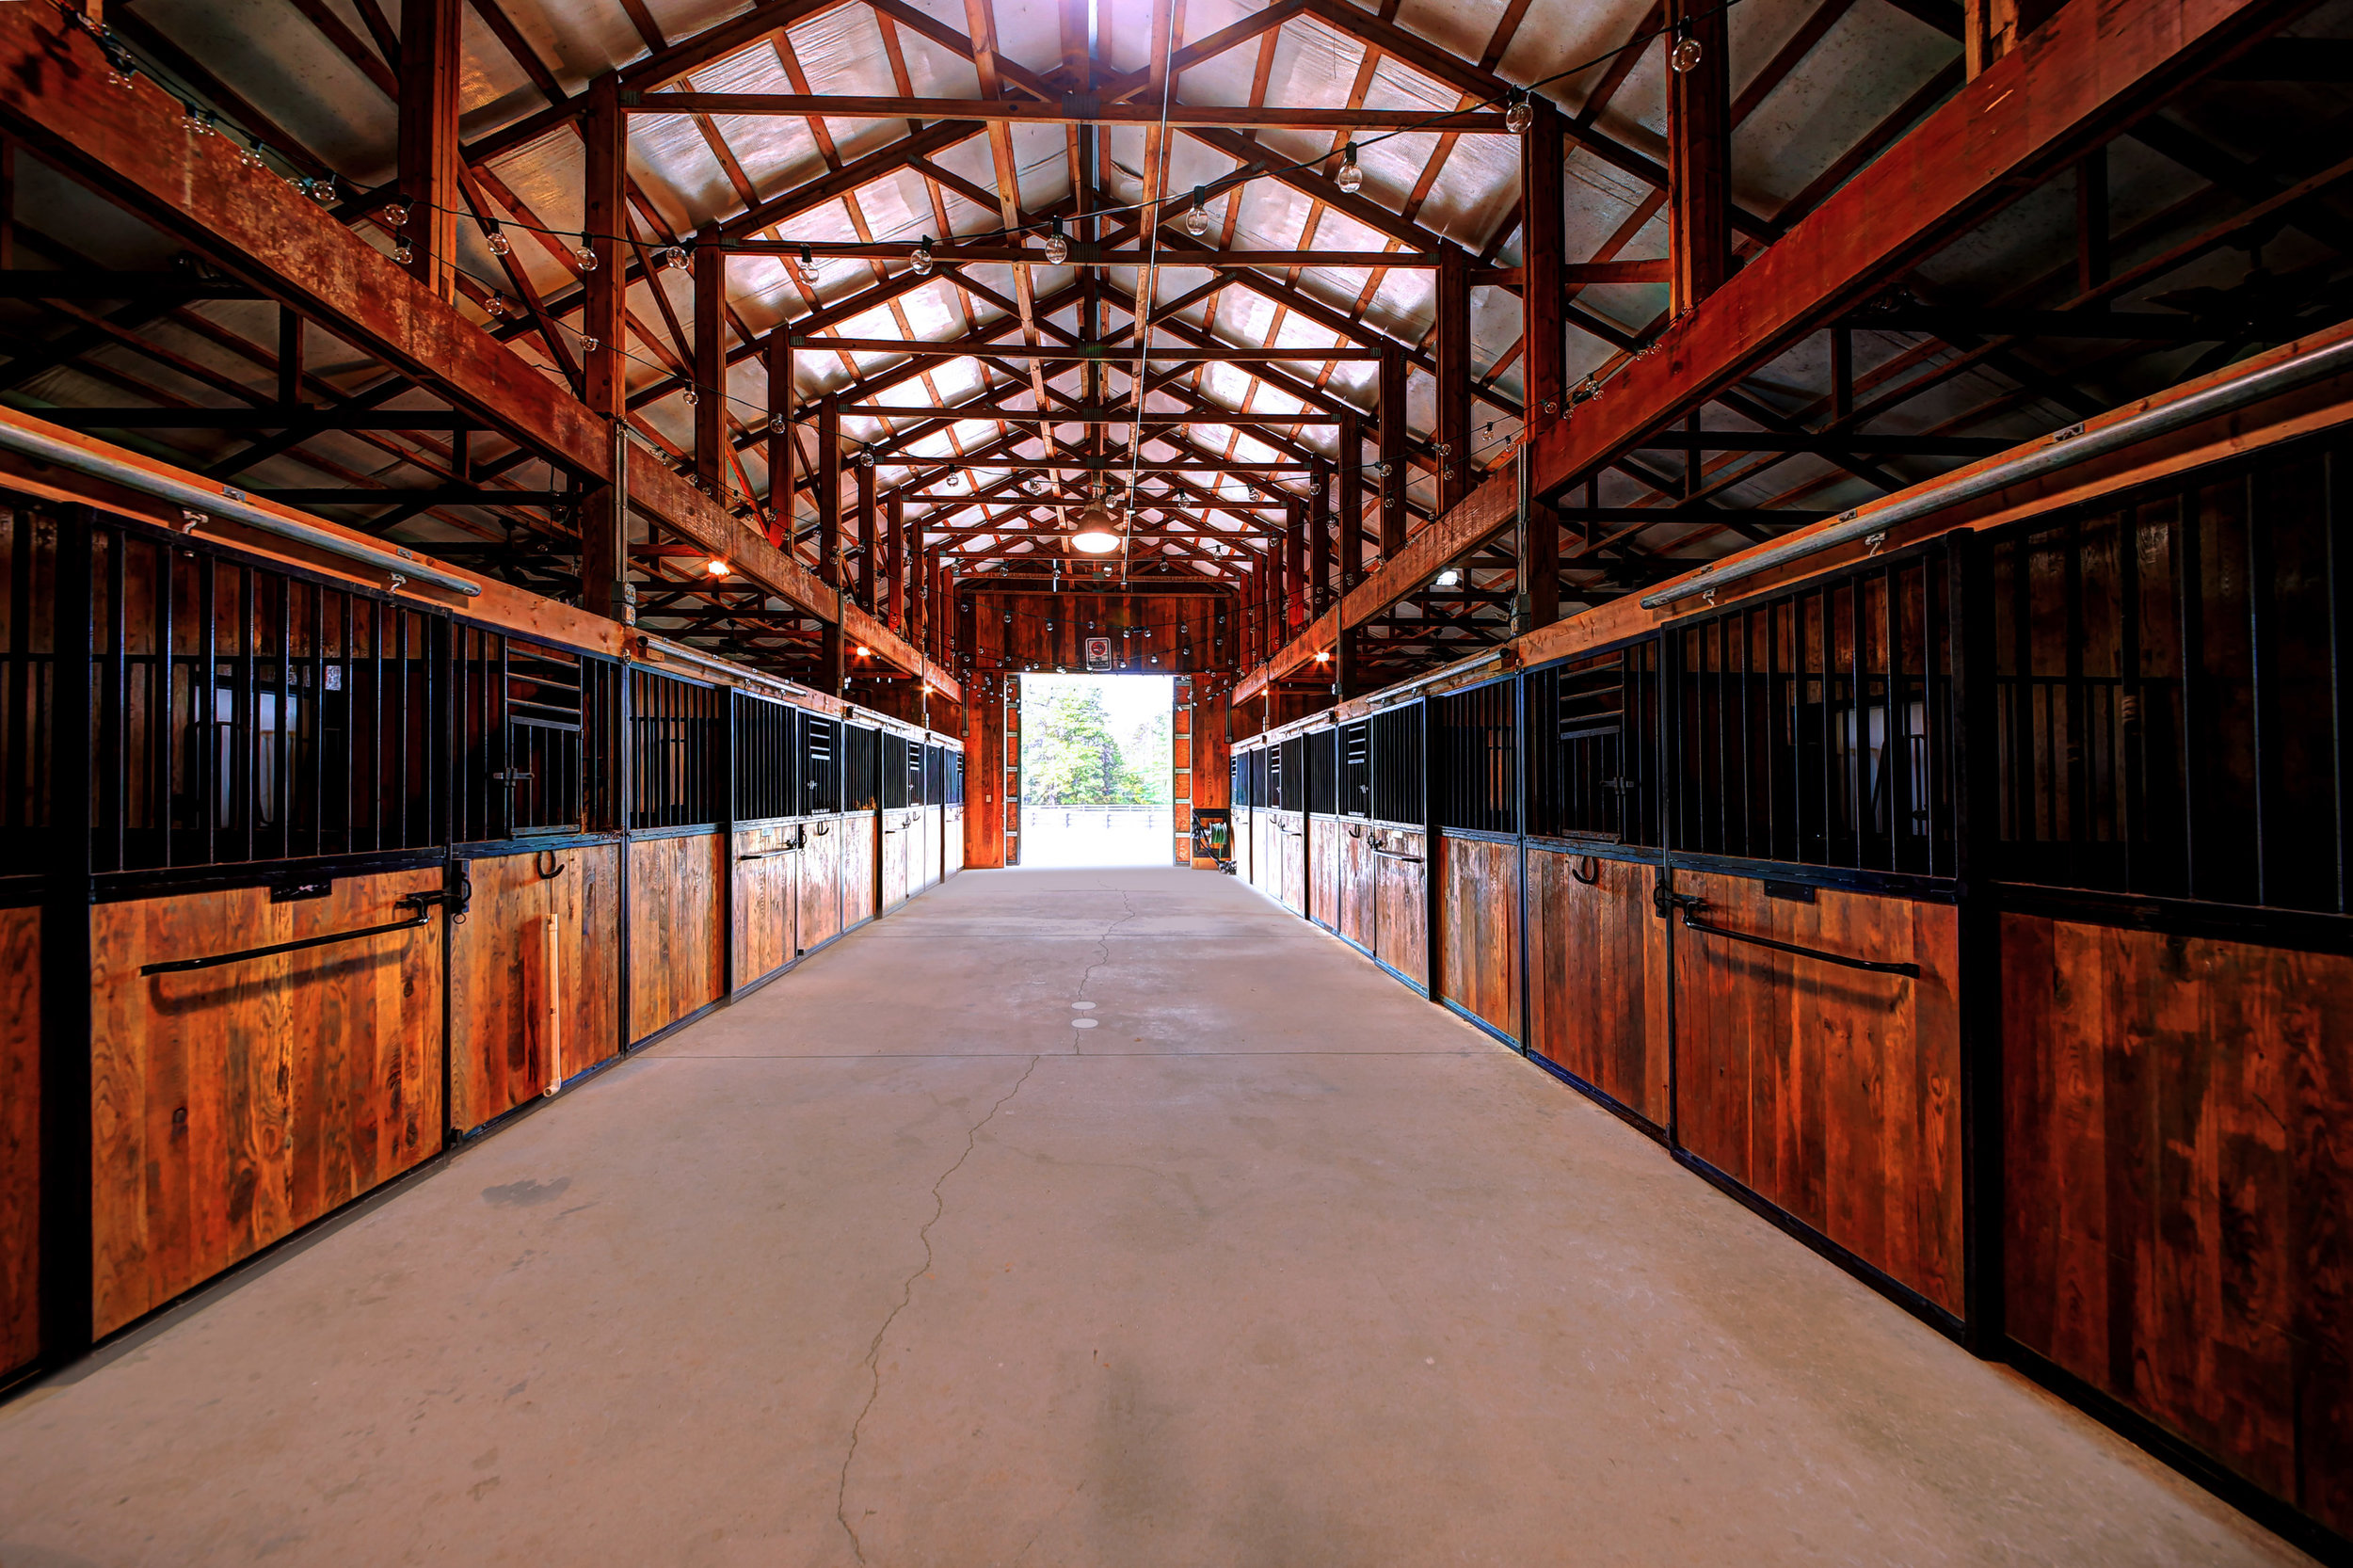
[480, 1177, 570, 1207]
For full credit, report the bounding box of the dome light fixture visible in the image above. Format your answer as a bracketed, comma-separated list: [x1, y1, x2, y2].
[1335, 143, 1365, 196]
[1068, 487, 1122, 555]
[1505, 93, 1533, 136]
[1042, 219, 1070, 266]
[1184, 187, 1212, 238]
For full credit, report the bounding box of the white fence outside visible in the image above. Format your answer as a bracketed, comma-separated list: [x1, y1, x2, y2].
[1016, 803, 1182, 867]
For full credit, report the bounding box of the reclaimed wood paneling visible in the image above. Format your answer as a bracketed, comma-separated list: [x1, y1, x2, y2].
[0, 904, 38, 1376]
[2003, 916, 2353, 1537]
[1373, 826, 1428, 987]
[449, 844, 621, 1132]
[89, 869, 443, 1336]
[1279, 811, 1307, 916]
[1526, 849, 1669, 1125]
[882, 809, 914, 909]
[1439, 834, 1520, 1040]
[820, 814, 859, 937]
[1309, 817, 1343, 931]
[968, 590, 1232, 675]
[627, 832, 724, 1044]
[963, 673, 1010, 869]
[1671, 872, 1961, 1314]
[1338, 823, 1377, 949]
[730, 824, 801, 988]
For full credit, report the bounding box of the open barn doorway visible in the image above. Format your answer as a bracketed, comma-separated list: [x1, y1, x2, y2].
[1015, 674, 1176, 867]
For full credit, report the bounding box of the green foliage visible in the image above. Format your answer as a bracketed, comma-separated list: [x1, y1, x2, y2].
[1021, 678, 1170, 806]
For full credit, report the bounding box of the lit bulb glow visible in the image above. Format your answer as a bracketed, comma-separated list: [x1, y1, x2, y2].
[1435, 568, 1461, 587]
[706, 558, 731, 576]
[855, 645, 872, 656]
[1071, 529, 1120, 554]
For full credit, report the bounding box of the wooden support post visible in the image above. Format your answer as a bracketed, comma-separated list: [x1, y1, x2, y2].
[580, 73, 628, 619]
[1308, 458, 1331, 614]
[886, 490, 905, 630]
[908, 521, 926, 652]
[1434, 248, 1472, 513]
[816, 392, 840, 587]
[763, 327, 792, 545]
[395, 0, 462, 302]
[855, 460, 876, 612]
[693, 224, 726, 496]
[1338, 410, 1364, 589]
[1378, 343, 1406, 559]
[1667, 0, 1732, 315]
[1521, 97, 1566, 429]
[1284, 499, 1305, 638]
[1518, 497, 1559, 634]
[1964, 0, 2064, 77]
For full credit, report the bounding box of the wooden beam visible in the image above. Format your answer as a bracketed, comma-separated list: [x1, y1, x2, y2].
[1521, 97, 1566, 426]
[396, 0, 462, 301]
[1378, 341, 1405, 559]
[789, 336, 1381, 361]
[1667, 0, 1732, 312]
[692, 225, 727, 493]
[1435, 248, 1472, 511]
[624, 94, 1512, 131]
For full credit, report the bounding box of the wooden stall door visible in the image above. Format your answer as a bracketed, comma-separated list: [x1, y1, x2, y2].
[1337, 824, 1377, 951]
[1280, 813, 1307, 917]
[881, 810, 913, 910]
[1525, 850, 1669, 1126]
[1372, 827, 1429, 989]
[729, 825, 801, 990]
[2003, 918, 2353, 1538]
[805, 818, 848, 947]
[450, 844, 622, 1133]
[1309, 818, 1342, 932]
[1669, 871, 1962, 1315]
[1, 904, 38, 1377]
[627, 833, 725, 1045]
[89, 868, 445, 1336]
[1438, 833, 1520, 1041]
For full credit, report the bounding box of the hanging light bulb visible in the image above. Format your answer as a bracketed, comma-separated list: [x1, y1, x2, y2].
[1068, 486, 1121, 554]
[1042, 219, 1069, 266]
[683, 387, 699, 407]
[575, 244, 599, 272]
[1434, 567, 1461, 587]
[911, 237, 935, 277]
[705, 558, 731, 577]
[582, 335, 600, 353]
[796, 244, 822, 284]
[394, 239, 414, 265]
[856, 446, 875, 468]
[1505, 93, 1533, 136]
[661, 245, 690, 273]
[1669, 32, 1703, 72]
[769, 412, 788, 433]
[380, 201, 410, 230]
[1336, 143, 1365, 196]
[483, 294, 508, 318]
[1184, 187, 1211, 238]
[1024, 473, 1048, 495]
[485, 223, 512, 257]
[308, 177, 338, 206]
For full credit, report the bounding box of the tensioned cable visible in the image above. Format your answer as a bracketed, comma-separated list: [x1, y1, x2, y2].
[1122, 0, 1187, 590]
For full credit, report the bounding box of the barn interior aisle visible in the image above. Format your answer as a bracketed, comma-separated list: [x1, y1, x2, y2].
[0, 867, 2304, 1568]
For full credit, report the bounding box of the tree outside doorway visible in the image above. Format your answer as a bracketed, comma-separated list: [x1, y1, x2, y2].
[1017, 675, 1174, 865]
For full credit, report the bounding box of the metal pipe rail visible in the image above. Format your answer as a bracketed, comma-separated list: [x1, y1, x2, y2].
[1654, 886, 1919, 978]
[138, 890, 452, 976]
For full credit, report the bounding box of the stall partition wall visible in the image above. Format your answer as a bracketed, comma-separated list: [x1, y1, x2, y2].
[0, 499, 965, 1384]
[1224, 427, 2353, 1556]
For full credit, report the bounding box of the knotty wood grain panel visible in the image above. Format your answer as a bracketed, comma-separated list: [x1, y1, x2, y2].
[0, 904, 38, 1376]
[730, 824, 801, 989]
[1309, 817, 1343, 931]
[1373, 827, 1428, 985]
[89, 870, 443, 1335]
[818, 814, 857, 937]
[1671, 872, 1961, 1313]
[881, 809, 915, 909]
[1337, 823, 1377, 949]
[2003, 916, 2353, 1536]
[1439, 834, 1519, 1040]
[450, 844, 621, 1132]
[627, 833, 724, 1044]
[1526, 850, 1669, 1125]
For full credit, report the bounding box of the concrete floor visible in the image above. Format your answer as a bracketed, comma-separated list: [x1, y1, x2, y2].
[0, 868, 2315, 1567]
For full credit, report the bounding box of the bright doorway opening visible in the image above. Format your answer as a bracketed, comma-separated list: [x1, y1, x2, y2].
[1016, 674, 1176, 867]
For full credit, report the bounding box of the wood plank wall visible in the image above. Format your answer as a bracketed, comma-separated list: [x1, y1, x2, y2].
[626, 834, 725, 1044]
[450, 845, 622, 1133]
[1372, 827, 1428, 987]
[967, 590, 1233, 675]
[963, 672, 1012, 869]
[1671, 873, 1962, 1315]
[2003, 916, 2353, 1538]
[1525, 850, 1669, 1126]
[731, 824, 801, 987]
[1438, 834, 1520, 1040]
[88, 870, 444, 1335]
[0, 904, 38, 1376]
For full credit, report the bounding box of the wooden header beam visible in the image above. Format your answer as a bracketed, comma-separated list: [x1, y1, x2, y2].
[841, 405, 1348, 424]
[623, 93, 1510, 132]
[792, 337, 1380, 361]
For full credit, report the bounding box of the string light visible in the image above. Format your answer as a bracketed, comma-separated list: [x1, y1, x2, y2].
[911, 237, 936, 277]
[1184, 187, 1211, 238]
[705, 558, 731, 577]
[394, 239, 414, 265]
[575, 244, 599, 272]
[1335, 143, 1365, 196]
[1670, 32, 1704, 72]
[796, 243, 821, 283]
[659, 245, 690, 273]
[1434, 568, 1461, 587]
[380, 201, 410, 229]
[1505, 93, 1533, 136]
[1042, 219, 1069, 266]
[484, 222, 511, 257]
